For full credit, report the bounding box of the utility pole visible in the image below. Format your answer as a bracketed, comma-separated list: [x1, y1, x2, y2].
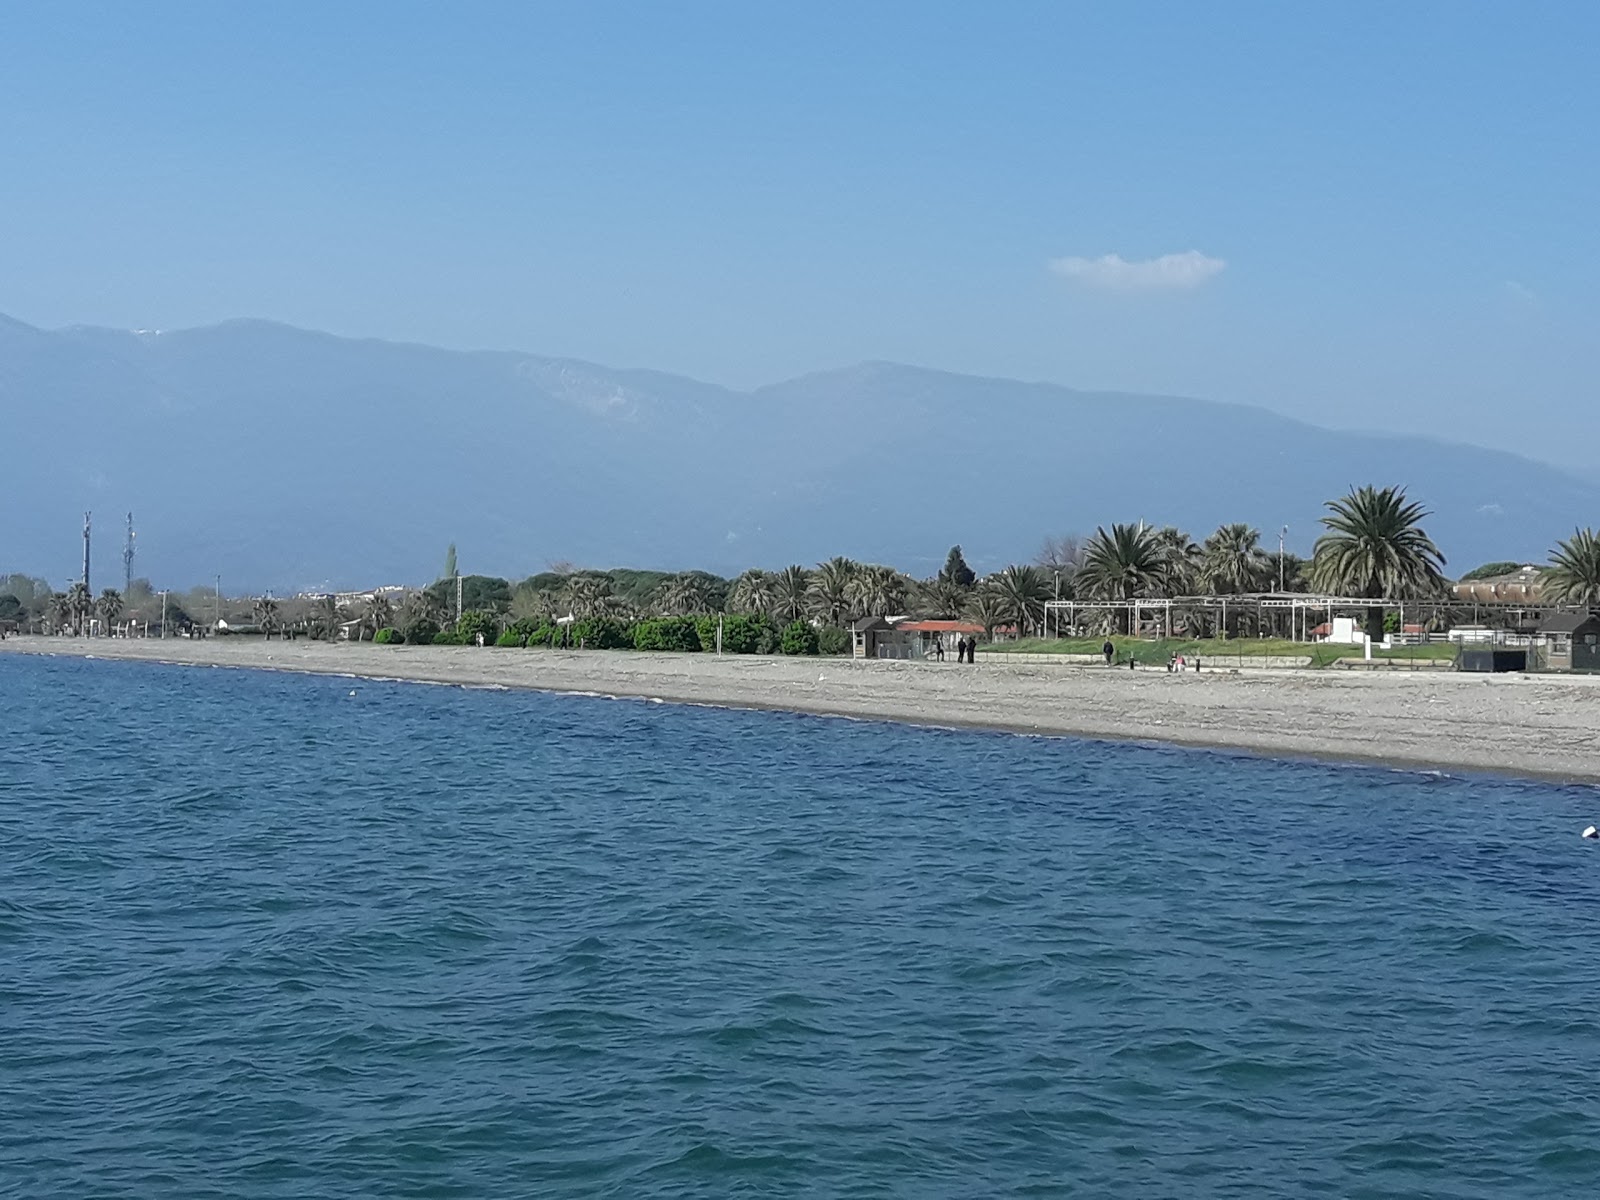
[160, 590, 169, 638]
[83, 511, 92, 592]
[123, 512, 136, 594]
[455, 571, 463, 623]
[216, 575, 222, 632]
[1278, 525, 1287, 593]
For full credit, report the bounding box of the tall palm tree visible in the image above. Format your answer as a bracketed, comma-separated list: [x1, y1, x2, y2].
[1200, 524, 1269, 594]
[563, 574, 615, 619]
[1078, 523, 1165, 631]
[66, 581, 92, 636]
[96, 588, 124, 633]
[728, 569, 777, 615]
[964, 586, 1008, 642]
[989, 564, 1051, 638]
[1310, 485, 1446, 639]
[772, 565, 812, 623]
[914, 577, 969, 619]
[845, 564, 908, 619]
[654, 573, 714, 616]
[367, 593, 395, 637]
[1151, 526, 1201, 597]
[253, 595, 280, 638]
[808, 557, 857, 625]
[1544, 528, 1600, 608]
[49, 591, 71, 635]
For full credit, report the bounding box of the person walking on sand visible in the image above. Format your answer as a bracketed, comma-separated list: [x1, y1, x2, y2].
[956, 635, 967, 664]
[1102, 638, 1115, 666]
[934, 634, 945, 662]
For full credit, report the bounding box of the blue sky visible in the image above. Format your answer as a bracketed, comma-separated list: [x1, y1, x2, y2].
[2, 2, 1596, 465]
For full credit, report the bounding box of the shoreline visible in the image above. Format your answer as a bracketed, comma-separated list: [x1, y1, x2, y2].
[4, 635, 1598, 786]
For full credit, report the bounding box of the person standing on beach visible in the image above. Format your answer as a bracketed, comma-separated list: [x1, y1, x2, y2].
[1102, 638, 1115, 666]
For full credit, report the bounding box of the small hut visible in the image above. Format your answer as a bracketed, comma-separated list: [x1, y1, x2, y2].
[1538, 612, 1600, 672]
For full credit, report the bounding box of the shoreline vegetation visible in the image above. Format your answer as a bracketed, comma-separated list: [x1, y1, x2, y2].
[6, 635, 1600, 785]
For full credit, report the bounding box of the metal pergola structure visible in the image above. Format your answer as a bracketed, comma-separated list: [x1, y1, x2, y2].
[1041, 594, 1416, 641]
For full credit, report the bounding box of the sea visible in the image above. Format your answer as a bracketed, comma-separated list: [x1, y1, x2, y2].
[3, 653, 1600, 1198]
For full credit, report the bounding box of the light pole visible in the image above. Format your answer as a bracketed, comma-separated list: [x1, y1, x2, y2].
[1278, 526, 1287, 594]
[159, 590, 169, 638]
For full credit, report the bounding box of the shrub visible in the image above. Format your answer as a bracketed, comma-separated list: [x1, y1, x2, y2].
[780, 619, 820, 656]
[456, 609, 499, 646]
[756, 622, 783, 655]
[495, 629, 524, 648]
[524, 622, 557, 646]
[403, 618, 439, 646]
[816, 625, 849, 656]
[373, 627, 404, 645]
[633, 617, 702, 652]
[432, 628, 466, 645]
[573, 616, 630, 650]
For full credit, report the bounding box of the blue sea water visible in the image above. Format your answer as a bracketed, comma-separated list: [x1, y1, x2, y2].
[3, 655, 1600, 1198]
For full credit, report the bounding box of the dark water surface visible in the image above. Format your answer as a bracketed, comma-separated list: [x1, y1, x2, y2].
[4, 654, 1600, 1197]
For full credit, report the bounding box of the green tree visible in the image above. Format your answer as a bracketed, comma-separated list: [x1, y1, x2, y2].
[728, 569, 777, 615]
[654, 572, 715, 616]
[914, 577, 969, 619]
[773, 565, 812, 623]
[1200, 524, 1269, 595]
[0, 594, 24, 626]
[1310, 485, 1447, 640]
[1459, 560, 1525, 582]
[845, 564, 908, 618]
[988, 564, 1051, 638]
[964, 587, 1007, 641]
[1151, 526, 1201, 596]
[780, 619, 820, 656]
[807, 558, 857, 624]
[253, 595, 280, 637]
[1078, 523, 1165, 630]
[66, 581, 92, 636]
[96, 588, 124, 631]
[939, 545, 976, 588]
[1543, 530, 1600, 607]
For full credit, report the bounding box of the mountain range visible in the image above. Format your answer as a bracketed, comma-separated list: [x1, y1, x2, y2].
[0, 312, 1589, 592]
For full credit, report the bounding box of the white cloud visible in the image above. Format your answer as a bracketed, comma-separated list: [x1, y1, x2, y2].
[1049, 249, 1226, 291]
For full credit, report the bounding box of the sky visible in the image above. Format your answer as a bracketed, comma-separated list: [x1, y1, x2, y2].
[2, 2, 1597, 466]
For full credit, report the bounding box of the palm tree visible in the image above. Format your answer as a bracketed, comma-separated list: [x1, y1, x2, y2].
[563, 574, 615, 619]
[728, 569, 777, 615]
[49, 591, 71, 635]
[808, 557, 857, 624]
[654, 573, 714, 616]
[914, 577, 969, 619]
[1200, 524, 1269, 594]
[96, 588, 124, 633]
[989, 564, 1051, 638]
[964, 586, 1008, 642]
[846, 565, 908, 619]
[1310, 485, 1446, 640]
[253, 595, 280, 638]
[66, 581, 92, 636]
[1151, 526, 1201, 596]
[768, 565, 810, 623]
[1078, 523, 1165, 631]
[367, 593, 395, 637]
[1544, 528, 1600, 608]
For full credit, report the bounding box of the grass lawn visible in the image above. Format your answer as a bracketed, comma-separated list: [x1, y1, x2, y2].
[987, 636, 1458, 669]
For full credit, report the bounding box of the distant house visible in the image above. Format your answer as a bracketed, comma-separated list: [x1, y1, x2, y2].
[850, 616, 987, 660]
[1538, 612, 1600, 672]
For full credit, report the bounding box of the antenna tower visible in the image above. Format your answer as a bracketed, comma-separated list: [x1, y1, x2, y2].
[124, 512, 136, 594]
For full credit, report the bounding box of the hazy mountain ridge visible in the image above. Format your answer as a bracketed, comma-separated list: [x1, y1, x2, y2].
[0, 313, 1585, 591]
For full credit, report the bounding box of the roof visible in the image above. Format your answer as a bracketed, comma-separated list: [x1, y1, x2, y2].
[895, 619, 985, 634]
[1539, 612, 1600, 633]
[849, 616, 892, 633]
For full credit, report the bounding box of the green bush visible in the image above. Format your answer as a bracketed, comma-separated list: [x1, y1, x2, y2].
[432, 628, 465, 645]
[403, 618, 439, 646]
[633, 617, 702, 652]
[816, 625, 849, 656]
[573, 616, 630, 650]
[495, 629, 524, 648]
[756, 622, 783, 655]
[455, 609, 499, 646]
[780, 620, 820, 656]
[373, 627, 404, 645]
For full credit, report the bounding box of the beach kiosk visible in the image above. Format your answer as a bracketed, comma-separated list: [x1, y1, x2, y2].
[1537, 612, 1600, 672]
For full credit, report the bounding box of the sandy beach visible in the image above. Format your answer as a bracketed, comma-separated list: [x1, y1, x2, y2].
[5, 634, 1599, 783]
